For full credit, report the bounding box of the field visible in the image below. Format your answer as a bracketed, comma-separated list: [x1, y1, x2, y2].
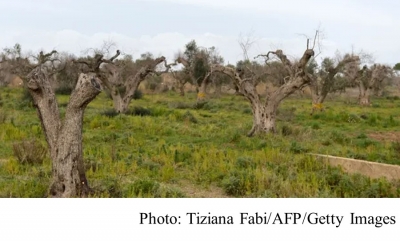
[1, 86, 400, 197]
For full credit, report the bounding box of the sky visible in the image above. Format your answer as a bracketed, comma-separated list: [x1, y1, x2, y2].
[0, 0, 398, 66]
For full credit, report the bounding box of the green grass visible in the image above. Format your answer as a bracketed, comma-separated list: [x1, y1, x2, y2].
[1, 86, 400, 197]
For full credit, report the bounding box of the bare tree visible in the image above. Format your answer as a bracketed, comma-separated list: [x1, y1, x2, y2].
[212, 36, 316, 136]
[2, 45, 102, 197]
[309, 53, 359, 113]
[170, 70, 191, 96]
[76, 51, 172, 113]
[345, 56, 392, 106]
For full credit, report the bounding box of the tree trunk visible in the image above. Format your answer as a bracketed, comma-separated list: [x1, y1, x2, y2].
[111, 91, 127, 113]
[214, 82, 222, 98]
[102, 57, 165, 114]
[197, 80, 207, 102]
[179, 85, 185, 96]
[113, 96, 129, 113]
[27, 71, 101, 197]
[248, 102, 277, 136]
[196, 72, 211, 102]
[176, 81, 185, 96]
[359, 83, 371, 106]
[311, 93, 325, 114]
[310, 82, 323, 114]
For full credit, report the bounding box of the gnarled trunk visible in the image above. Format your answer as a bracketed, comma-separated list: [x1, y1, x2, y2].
[28, 71, 101, 197]
[179, 85, 185, 96]
[359, 82, 371, 106]
[110, 91, 127, 113]
[311, 93, 326, 114]
[248, 102, 277, 136]
[213, 80, 222, 98]
[197, 82, 207, 101]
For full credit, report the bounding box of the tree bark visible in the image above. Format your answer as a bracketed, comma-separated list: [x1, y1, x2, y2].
[27, 70, 101, 197]
[248, 101, 277, 136]
[358, 83, 371, 106]
[102, 57, 165, 114]
[212, 48, 314, 136]
[196, 72, 211, 102]
[178, 84, 185, 96]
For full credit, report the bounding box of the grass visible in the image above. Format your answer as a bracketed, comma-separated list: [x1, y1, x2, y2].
[1, 86, 400, 197]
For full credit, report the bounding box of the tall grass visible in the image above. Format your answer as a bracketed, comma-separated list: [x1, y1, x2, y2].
[1, 88, 400, 197]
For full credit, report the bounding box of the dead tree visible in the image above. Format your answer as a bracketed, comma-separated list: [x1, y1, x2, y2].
[309, 54, 359, 113]
[3, 47, 102, 197]
[213, 46, 315, 136]
[346, 62, 392, 106]
[171, 70, 191, 96]
[76, 51, 171, 113]
[358, 64, 391, 105]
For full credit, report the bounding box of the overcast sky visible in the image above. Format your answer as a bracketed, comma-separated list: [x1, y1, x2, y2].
[0, 0, 398, 66]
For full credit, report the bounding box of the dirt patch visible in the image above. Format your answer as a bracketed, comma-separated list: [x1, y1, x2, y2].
[174, 180, 229, 198]
[312, 154, 400, 181]
[368, 131, 400, 142]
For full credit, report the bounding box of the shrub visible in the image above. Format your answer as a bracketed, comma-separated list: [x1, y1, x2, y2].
[222, 170, 256, 196]
[12, 139, 47, 165]
[289, 141, 309, 154]
[133, 89, 143, 100]
[17, 88, 34, 109]
[55, 82, 74, 95]
[169, 102, 192, 109]
[182, 111, 198, 123]
[235, 156, 255, 169]
[193, 101, 208, 109]
[101, 109, 120, 118]
[129, 106, 153, 116]
[281, 124, 293, 136]
[310, 122, 320, 130]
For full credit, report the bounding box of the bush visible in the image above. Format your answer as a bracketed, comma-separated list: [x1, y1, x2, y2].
[55, 81, 75, 95]
[222, 170, 256, 196]
[12, 139, 47, 165]
[101, 109, 120, 118]
[133, 89, 143, 100]
[281, 124, 293, 136]
[182, 111, 198, 123]
[289, 141, 309, 154]
[169, 102, 192, 109]
[129, 106, 152, 116]
[17, 88, 34, 109]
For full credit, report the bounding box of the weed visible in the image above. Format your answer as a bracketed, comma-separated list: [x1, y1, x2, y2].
[12, 139, 47, 165]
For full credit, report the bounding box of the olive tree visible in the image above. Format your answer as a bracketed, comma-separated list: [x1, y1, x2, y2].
[212, 44, 315, 136]
[2, 44, 102, 197]
[76, 51, 171, 113]
[346, 58, 392, 105]
[176, 40, 224, 101]
[309, 53, 359, 113]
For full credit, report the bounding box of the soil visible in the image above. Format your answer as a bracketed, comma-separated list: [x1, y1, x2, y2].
[174, 180, 229, 198]
[368, 131, 400, 142]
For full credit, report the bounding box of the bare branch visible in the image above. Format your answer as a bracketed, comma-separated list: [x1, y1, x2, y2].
[238, 31, 257, 61]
